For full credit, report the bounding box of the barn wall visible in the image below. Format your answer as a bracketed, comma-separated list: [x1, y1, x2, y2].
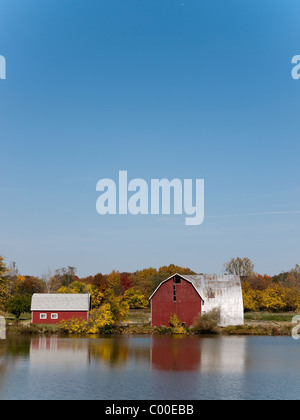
[151, 278, 202, 327]
[32, 311, 88, 324]
[200, 278, 244, 326]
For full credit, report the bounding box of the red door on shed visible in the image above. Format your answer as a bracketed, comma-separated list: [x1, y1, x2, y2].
[150, 275, 202, 327]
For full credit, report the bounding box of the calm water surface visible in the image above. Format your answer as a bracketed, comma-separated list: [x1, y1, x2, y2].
[0, 334, 300, 400]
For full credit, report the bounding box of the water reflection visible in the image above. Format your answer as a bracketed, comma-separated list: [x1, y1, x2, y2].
[151, 336, 201, 371]
[27, 335, 247, 373]
[199, 336, 247, 373]
[1, 335, 300, 400]
[29, 337, 149, 369]
[30, 337, 89, 368]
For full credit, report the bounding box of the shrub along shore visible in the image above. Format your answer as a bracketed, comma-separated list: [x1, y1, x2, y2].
[5, 309, 296, 337]
[6, 322, 294, 337]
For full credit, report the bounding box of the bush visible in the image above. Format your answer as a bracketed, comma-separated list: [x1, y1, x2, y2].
[123, 287, 149, 309]
[192, 307, 221, 334]
[59, 303, 116, 335]
[169, 313, 187, 334]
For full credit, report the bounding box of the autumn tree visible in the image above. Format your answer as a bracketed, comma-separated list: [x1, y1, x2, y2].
[54, 266, 78, 290]
[94, 273, 108, 293]
[242, 282, 261, 312]
[12, 275, 45, 296]
[260, 284, 286, 312]
[129, 265, 196, 299]
[120, 273, 132, 292]
[129, 267, 158, 298]
[123, 287, 149, 309]
[106, 270, 121, 296]
[0, 256, 9, 308]
[87, 284, 104, 308]
[224, 257, 254, 279]
[58, 280, 87, 294]
[81, 273, 108, 294]
[158, 264, 196, 277]
[247, 274, 272, 291]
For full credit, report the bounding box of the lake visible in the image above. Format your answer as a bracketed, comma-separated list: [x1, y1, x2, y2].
[0, 334, 300, 400]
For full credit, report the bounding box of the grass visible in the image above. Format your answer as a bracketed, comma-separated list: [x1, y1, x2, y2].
[244, 312, 296, 322]
[222, 323, 293, 336]
[127, 308, 151, 325]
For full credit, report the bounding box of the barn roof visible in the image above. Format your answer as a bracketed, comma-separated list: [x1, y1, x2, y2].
[182, 274, 242, 302]
[149, 273, 241, 301]
[31, 293, 91, 311]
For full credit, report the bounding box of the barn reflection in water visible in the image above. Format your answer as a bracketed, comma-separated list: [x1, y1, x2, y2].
[28, 335, 246, 374]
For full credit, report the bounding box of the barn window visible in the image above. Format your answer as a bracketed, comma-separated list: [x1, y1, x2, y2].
[51, 313, 58, 320]
[173, 284, 176, 302]
[40, 313, 47, 320]
[173, 275, 181, 284]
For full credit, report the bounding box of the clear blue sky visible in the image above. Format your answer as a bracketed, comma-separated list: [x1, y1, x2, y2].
[0, 0, 300, 277]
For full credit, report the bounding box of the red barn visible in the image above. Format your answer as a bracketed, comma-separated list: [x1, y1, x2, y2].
[149, 273, 244, 327]
[31, 293, 91, 324]
[149, 274, 203, 328]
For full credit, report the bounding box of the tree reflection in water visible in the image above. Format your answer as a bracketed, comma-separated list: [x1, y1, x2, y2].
[28, 335, 202, 371]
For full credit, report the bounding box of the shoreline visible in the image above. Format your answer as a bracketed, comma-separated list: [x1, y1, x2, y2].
[6, 320, 294, 337]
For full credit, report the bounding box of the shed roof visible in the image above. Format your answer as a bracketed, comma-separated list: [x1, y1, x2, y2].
[31, 293, 91, 311]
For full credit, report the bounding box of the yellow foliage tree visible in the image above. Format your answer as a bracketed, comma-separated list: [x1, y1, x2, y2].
[87, 304, 114, 334]
[107, 270, 121, 289]
[260, 285, 286, 312]
[87, 284, 104, 308]
[59, 303, 115, 335]
[57, 285, 68, 294]
[0, 256, 9, 307]
[242, 282, 262, 312]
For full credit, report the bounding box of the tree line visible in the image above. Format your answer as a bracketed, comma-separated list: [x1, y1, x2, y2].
[224, 257, 300, 312]
[1, 255, 300, 320]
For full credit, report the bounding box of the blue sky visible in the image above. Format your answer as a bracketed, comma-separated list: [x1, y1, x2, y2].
[0, 0, 300, 277]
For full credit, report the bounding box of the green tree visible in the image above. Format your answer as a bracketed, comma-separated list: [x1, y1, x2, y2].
[5, 294, 31, 319]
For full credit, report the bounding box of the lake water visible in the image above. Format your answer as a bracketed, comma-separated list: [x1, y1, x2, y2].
[0, 334, 300, 400]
